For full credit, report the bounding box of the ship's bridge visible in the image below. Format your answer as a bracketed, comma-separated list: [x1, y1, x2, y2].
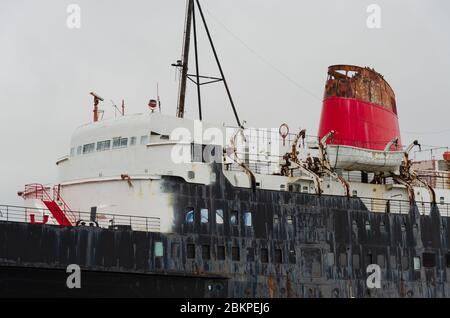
[58, 112, 227, 185]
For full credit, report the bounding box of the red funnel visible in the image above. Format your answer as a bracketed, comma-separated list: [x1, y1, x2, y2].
[318, 65, 402, 151]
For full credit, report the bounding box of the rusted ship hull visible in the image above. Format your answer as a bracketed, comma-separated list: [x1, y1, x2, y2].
[1, 165, 449, 298]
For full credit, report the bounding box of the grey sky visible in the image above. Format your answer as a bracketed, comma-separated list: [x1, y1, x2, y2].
[1, 0, 449, 205]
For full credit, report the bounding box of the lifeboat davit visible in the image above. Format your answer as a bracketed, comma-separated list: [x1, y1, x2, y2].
[318, 65, 403, 173]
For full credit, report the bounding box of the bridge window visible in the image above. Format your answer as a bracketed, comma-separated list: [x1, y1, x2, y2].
[230, 210, 239, 225]
[423, 252, 436, 268]
[112, 137, 128, 149]
[215, 209, 224, 224]
[244, 212, 252, 227]
[130, 136, 137, 146]
[202, 245, 211, 260]
[154, 241, 163, 257]
[217, 246, 226, 260]
[187, 244, 195, 259]
[201, 208, 209, 224]
[96, 140, 111, 151]
[70, 147, 74, 157]
[77, 146, 82, 155]
[140, 135, 149, 145]
[82, 143, 95, 154]
[185, 207, 194, 223]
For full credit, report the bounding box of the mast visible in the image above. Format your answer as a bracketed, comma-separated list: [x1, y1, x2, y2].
[176, 0, 194, 118]
[174, 0, 242, 127]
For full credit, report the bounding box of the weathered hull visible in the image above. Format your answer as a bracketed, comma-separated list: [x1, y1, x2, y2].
[1, 166, 449, 298]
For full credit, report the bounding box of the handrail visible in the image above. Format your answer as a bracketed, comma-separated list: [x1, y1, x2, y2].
[0, 204, 161, 232]
[52, 185, 77, 224]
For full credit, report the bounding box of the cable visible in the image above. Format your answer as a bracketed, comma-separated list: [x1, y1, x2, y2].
[401, 128, 450, 136]
[203, 6, 321, 101]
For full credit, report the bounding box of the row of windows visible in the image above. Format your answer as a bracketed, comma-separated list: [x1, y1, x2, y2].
[166, 242, 293, 264]
[185, 208, 252, 227]
[185, 209, 446, 233]
[70, 135, 150, 156]
[154, 241, 450, 270]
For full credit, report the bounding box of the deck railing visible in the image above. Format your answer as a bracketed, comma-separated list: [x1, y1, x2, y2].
[1, 196, 449, 232]
[0, 204, 160, 232]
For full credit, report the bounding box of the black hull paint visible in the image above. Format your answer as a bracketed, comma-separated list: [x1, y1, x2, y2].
[0, 164, 449, 297]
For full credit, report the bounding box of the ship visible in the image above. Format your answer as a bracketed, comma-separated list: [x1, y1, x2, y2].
[1, 0, 450, 298]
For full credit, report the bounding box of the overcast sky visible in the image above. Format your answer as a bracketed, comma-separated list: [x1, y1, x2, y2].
[1, 0, 449, 205]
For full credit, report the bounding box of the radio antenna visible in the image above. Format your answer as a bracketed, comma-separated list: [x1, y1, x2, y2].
[157, 83, 161, 112]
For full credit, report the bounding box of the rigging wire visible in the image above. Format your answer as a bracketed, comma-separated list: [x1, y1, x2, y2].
[401, 128, 450, 136]
[203, 6, 321, 102]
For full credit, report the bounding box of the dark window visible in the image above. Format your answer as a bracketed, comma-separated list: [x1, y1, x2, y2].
[339, 253, 347, 266]
[377, 255, 386, 268]
[289, 249, 296, 264]
[202, 245, 211, 260]
[217, 246, 226, 260]
[401, 256, 409, 270]
[274, 249, 283, 264]
[171, 242, 180, 258]
[353, 254, 360, 269]
[261, 248, 269, 263]
[390, 255, 397, 269]
[232, 246, 240, 261]
[273, 214, 279, 224]
[287, 215, 293, 225]
[246, 248, 255, 262]
[446, 254, 450, 268]
[423, 253, 436, 268]
[230, 210, 239, 225]
[365, 253, 373, 265]
[187, 244, 195, 259]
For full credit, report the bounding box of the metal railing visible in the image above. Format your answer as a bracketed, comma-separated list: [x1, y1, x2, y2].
[0, 205, 161, 232]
